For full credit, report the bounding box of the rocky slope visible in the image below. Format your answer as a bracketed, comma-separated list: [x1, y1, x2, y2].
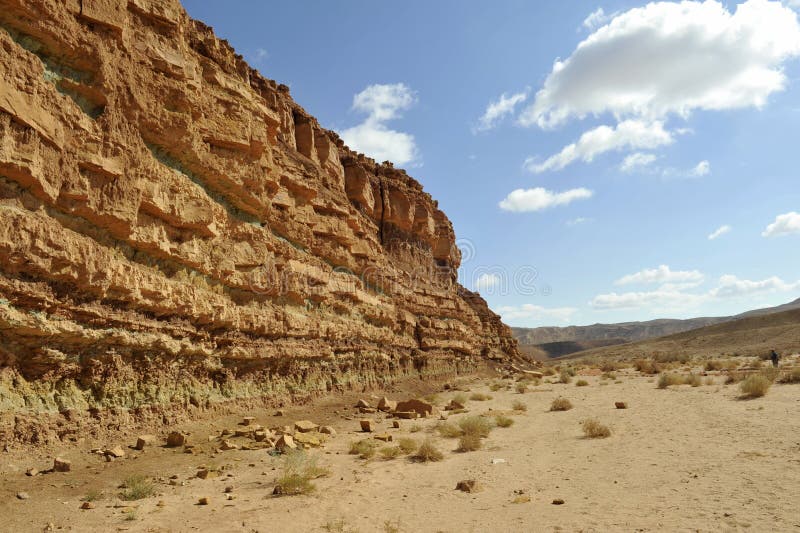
[0, 0, 519, 443]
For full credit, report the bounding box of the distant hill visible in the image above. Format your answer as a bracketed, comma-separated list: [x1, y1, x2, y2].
[513, 297, 800, 359]
[558, 306, 800, 361]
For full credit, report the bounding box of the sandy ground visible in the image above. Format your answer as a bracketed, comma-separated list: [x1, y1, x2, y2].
[2, 367, 799, 533]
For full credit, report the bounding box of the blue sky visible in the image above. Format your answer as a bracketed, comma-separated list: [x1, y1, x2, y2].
[183, 0, 800, 327]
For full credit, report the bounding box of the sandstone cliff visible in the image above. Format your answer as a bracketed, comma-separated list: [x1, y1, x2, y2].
[0, 0, 519, 443]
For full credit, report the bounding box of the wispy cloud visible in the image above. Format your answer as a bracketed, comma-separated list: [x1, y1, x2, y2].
[473, 90, 528, 133]
[708, 225, 732, 240]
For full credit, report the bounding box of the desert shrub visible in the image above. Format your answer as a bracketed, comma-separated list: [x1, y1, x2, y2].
[779, 367, 800, 384]
[83, 489, 103, 502]
[412, 439, 444, 462]
[558, 371, 572, 384]
[119, 475, 155, 501]
[601, 372, 617, 380]
[409, 423, 422, 433]
[512, 400, 528, 411]
[379, 446, 403, 460]
[515, 382, 529, 394]
[550, 397, 573, 411]
[599, 360, 618, 372]
[725, 371, 746, 384]
[436, 421, 463, 438]
[704, 360, 725, 372]
[349, 439, 379, 459]
[423, 393, 440, 405]
[397, 437, 417, 454]
[581, 418, 611, 439]
[575, 379, 589, 387]
[654, 353, 690, 364]
[704, 377, 715, 386]
[489, 382, 504, 392]
[739, 374, 772, 398]
[657, 373, 684, 389]
[452, 393, 467, 405]
[274, 450, 329, 496]
[457, 433, 482, 452]
[634, 359, 660, 374]
[685, 373, 702, 387]
[458, 416, 494, 438]
[542, 367, 556, 376]
[494, 414, 514, 428]
[469, 392, 491, 401]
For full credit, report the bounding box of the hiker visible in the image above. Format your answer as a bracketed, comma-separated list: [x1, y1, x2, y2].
[770, 349, 780, 368]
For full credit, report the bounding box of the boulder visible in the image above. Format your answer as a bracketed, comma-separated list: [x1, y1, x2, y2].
[359, 420, 373, 432]
[104, 446, 125, 458]
[293, 432, 322, 448]
[394, 411, 418, 420]
[395, 399, 434, 417]
[373, 433, 392, 442]
[166, 431, 187, 447]
[377, 397, 397, 412]
[219, 440, 239, 451]
[355, 399, 371, 408]
[241, 417, 256, 426]
[455, 480, 483, 493]
[135, 435, 157, 450]
[319, 426, 336, 436]
[445, 400, 464, 411]
[53, 458, 72, 472]
[275, 434, 296, 452]
[294, 420, 319, 433]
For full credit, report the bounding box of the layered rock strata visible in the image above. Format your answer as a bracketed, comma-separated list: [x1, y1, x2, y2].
[0, 0, 519, 442]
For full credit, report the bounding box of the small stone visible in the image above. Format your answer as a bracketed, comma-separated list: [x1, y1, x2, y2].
[198, 497, 209, 505]
[134, 435, 157, 450]
[80, 501, 95, 509]
[377, 397, 397, 412]
[157, 500, 166, 507]
[219, 440, 239, 451]
[241, 417, 255, 426]
[25, 468, 39, 477]
[392, 421, 400, 429]
[552, 498, 565, 505]
[226, 494, 235, 500]
[359, 420, 373, 432]
[166, 431, 187, 447]
[224, 485, 234, 493]
[16, 492, 30, 500]
[294, 420, 319, 433]
[355, 399, 371, 408]
[253, 430, 268, 442]
[275, 434, 296, 452]
[234, 429, 251, 437]
[455, 480, 483, 493]
[196, 468, 219, 480]
[359, 407, 377, 414]
[445, 400, 465, 411]
[274, 410, 285, 417]
[53, 457, 72, 472]
[615, 402, 628, 409]
[512, 495, 531, 504]
[104, 446, 125, 458]
[319, 426, 336, 436]
[394, 411, 417, 420]
[373, 433, 392, 442]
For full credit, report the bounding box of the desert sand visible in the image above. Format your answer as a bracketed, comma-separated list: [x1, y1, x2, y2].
[2, 358, 799, 532]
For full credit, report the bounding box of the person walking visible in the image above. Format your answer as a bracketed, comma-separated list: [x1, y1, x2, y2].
[770, 349, 780, 368]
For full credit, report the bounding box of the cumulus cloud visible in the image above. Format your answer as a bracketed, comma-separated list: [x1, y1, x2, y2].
[620, 152, 657, 173]
[615, 265, 704, 286]
[592, 272, 800, 310]
[474, 91, 528, 132]
[524, 120, 673, 173]
[339, 83, 418, 166]
[582, 8, 611, 30]
[762, 211, 800, 237]
[519, 0, 800, 129]
[689, 160, 711, 177]
[499, 187, 593, 213]
[496, 304, 578, 325]
[708, 224, 732, 240]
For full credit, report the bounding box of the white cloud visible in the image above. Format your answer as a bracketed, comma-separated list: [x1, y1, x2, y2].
[710, 274, 800, 298]
[519, 0, 800, 129]
[582, 8, 611, 30]
[474, 273, 501, 291]
[762, 211, 800, 237]
[474, 91, 528, 132]
[620, 152, 657, 173]
[339, 83, 418, 166]
[615, 265, 704, 286]
[690, 160, 711, 176]
[566, 217, 591, 226]
[708, 224, 732, 240]
[499, 187, 593, 213]
[525, 120, 673, 173]
[254, 48, 268, 61]
[496, 304, 578, 325]
[590, 289, 705, 310]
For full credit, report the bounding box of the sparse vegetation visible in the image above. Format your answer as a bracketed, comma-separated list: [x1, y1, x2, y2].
[685, 373, 702, 387]
[582, 418, 611, 439]
[349, 439, 379, 459]
[412, 439, 444, 462]
[657, 373, 684, 389]
[83, 489, 103, 502]
[119, 475, 155, 501]
[457, 433, 482, 452]
[576, 379, 589, 387]
[704, 377, 715, 386]
[494, 414, 514, 428]
[452, 393, 467, 405]
[779, 367, 800, 384]
[512, 400, 528, 411]
[274, 450, 329, 496]
[515, 382, 529, 394]
[550, 397, 573, 411]
[739, 374, 773, 398]
[489, 382, 504, 392]
[380, 445, 403, 460]
[601, 372, 617, 380]
[436, 421, 463, 438]
[458, 416, 494, 438]
[558, 371, 572, 384]
[397, 437, 418, 454]
[634, 359, 660, 374]
[409, 423, 422, 433]
[542, 367, 556, 376]
[469, 392, 491, 401]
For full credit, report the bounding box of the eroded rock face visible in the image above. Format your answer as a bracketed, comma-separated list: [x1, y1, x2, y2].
[0, 0, 518, 443]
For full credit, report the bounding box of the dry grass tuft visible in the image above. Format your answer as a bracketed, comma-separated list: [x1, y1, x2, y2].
[778, 367, 800, 384]
[550, 397, 573, 411]
[685, 373, 702, 387]
[349, 439, 379, 459]
[469, 392, 491, 401]
[512, 400, 528, 411]
[657, 373, 684, 389]
[515, 382, 529, 394]
[739, 373, 773, 398]
[633, 359, 661, 375]
[397, 437, 417, 455]
[575, 379, 589, 387]
[119, 475, 155, 501]
[412, 439, 444, 462]
[435, 421, 463, 439]
[457, 433, 482, 452]
[558, 371, 573, 384]
[379, 446, 403, 460]
[494, 414, 514, 428]
[458, 415, 494, 438]
[274, 450, 329, 496]
[581, 418, 611, 439]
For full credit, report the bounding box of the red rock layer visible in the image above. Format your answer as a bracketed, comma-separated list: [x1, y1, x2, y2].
[0, 0, 519, 440]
